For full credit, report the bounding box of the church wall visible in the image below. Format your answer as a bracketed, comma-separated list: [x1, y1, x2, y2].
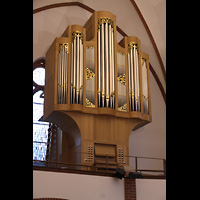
[33, 170, 166, 200]
[33, 170, 125, 200]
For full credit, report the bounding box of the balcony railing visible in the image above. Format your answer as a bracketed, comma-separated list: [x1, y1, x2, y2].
[33, 153, 166, 178]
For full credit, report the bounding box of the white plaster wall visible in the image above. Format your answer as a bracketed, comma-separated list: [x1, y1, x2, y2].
[33, 170, 125, 200]
[135, 0, 166, 69]
[136, 179, 166, 200]
[129, 73, 166, 170]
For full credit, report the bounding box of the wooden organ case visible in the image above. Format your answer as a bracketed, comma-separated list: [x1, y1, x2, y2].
[44, 11, 152, 172]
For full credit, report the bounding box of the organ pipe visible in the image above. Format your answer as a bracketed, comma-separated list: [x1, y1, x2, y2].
[97, 18, 115, 109]
[54, 14, 150, 116]
[101, 23, 105, 107]
[80, 41, 83, 105]
[109, 24, 112, 108]
[128, 42, 141, 112]
[71, 31, 83, 105]
[97, 29, 101, 107]
[142, 58, 149, 114]
[57, 43, 68, 104]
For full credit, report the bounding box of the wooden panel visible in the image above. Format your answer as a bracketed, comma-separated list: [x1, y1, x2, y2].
[45, 38, 56, 84]
[94, 143, 116, 157]
[80, 113, 94, 140]
[82, 141, 94, 165]
[117, 145, 129, 166]
[84, 11, 96, 41]
[94, 115, 112, 141]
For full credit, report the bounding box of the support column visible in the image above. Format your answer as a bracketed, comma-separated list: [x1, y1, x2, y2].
[124, 178, 136, 200]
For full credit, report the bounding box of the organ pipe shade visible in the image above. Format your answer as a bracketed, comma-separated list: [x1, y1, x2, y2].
[117, 51, 127, 111]
[86, 46, 95, 107]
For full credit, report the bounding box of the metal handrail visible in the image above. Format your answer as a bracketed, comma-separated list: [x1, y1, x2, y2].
[33, 153, 166, 176]
[33, 158, 115, 174]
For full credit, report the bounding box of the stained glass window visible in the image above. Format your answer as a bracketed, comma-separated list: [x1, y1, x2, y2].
[33, 59, 49, 161]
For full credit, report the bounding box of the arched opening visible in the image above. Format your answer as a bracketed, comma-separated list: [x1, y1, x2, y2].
[50, 111, 82, 167]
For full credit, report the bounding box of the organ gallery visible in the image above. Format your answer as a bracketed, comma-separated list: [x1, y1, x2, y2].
[43, 11, 152, 171]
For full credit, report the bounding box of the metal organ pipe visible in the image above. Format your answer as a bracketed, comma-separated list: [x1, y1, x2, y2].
[109, 24, 112, 108]
[130, 48, 134, 111]
[56, 24, 143, 114]
[101, 24, 105, 107]
[57, 43, 68, 104]
[128, 43, 140, 111]
[111, 27, 115, 108]
[97, 18, 115, 109]
[128, 52, 131, 111]
[97, 29, 101, 107]
[73, 38, 76, 104]
[70, 43, 73, 104]
[105, 22, 109, 108]
[142, 59, 148, 114]
[76, 36, 80, 104]
[71, 32, 83, 105]
[135, 48, 140, 111]
[133, 46, 137, 110]
[80, 41, 83, 105]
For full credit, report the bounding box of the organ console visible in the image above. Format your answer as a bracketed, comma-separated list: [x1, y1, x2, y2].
[44, 11, 152, 171]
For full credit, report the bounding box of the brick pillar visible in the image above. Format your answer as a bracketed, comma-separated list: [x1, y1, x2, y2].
[124, 178, 136, 200]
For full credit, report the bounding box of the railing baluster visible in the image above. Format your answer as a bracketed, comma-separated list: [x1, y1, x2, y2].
[135, 156, 138, 171]
[163, 159, 166, 175]
[106, 154, 108, 173]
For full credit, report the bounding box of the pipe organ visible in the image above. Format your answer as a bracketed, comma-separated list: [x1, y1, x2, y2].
[44, 11, 152, 171]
